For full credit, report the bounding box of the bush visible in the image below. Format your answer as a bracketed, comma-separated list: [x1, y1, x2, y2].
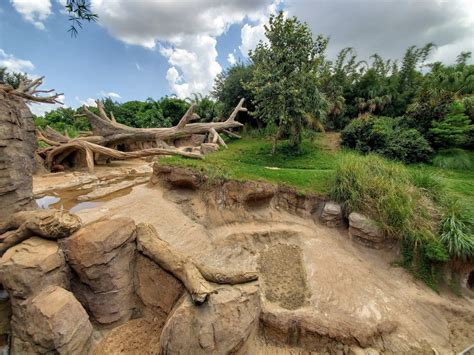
[341, 116, 432, 163]
[330, 153, 452, 287]
[378, 127, 433, 164]
[439, 200, 474, 261]
[433, 148, 473, 170]
[430, 101, 474, 148]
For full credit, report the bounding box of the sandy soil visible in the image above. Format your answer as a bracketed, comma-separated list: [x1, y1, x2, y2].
[33, 165, 474, 353]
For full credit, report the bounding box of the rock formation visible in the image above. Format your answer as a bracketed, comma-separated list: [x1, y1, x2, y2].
[348, 212, 385, 248]
[0, 77, 62, 220]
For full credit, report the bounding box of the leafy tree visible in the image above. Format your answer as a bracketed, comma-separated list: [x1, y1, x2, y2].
[430, 102, 474, 148]
[212, 64, 256, 124]
[35, 107, 90, 137]
[245, 12, 328, 152]
[0, 67, 28, 88]
[159, 96, 190, 126]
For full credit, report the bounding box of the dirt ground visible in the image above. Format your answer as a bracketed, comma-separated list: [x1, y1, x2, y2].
[33, 163, 474, 354]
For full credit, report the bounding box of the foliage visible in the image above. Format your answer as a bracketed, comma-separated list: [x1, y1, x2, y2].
[433, 148, 473, 170]
[429, 102, 474, 148]
[65, 0, 98, 37]
[439, 200, 474, 261]
[34, 107, 90, 137]
[245, 12, 328, 152]
[0, 67, 29, 89]
[341, 116, 432, 163]
[212, 64, 256, 124]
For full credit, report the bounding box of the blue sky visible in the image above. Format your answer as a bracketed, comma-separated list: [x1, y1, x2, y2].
[1, 0, 473, 116]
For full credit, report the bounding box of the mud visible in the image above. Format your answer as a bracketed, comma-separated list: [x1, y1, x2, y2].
[259, 244, 309, 310]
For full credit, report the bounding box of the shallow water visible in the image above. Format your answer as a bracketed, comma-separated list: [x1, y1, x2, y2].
[35, 186, 135, 213]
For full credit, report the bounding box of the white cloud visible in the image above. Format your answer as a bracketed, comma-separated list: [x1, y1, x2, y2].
[239, 0, 282, 57]
[75, 96, 97, 107]
[99, 90, 121, 99]
[240, 23, 266, 57]
[10, 0, 52, 30]
[29, 94, 65, 117]
[91, 0, 273, 97]
[0, 49, 35, 73]
[227, 53, 237, 65]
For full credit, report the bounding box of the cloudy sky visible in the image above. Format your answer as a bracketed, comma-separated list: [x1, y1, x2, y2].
[1, 0, 473, 115]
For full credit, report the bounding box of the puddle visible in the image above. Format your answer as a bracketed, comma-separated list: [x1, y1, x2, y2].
[35, 186, 135, 213]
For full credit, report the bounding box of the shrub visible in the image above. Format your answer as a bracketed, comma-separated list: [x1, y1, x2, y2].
[341, 116, 432, 163]
[329, 153, 455, 288]
[378, 127, 433, 164]
[439, 200, 474, 261]
[433, 148, 473, 170]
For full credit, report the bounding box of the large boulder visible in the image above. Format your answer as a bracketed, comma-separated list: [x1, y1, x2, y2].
[135, 253, 184, 318]
[153, 164, 205, 189]
[61, 217, 137, 324]
[11, 286, 92, 354]
[320, 201, 344, 227]
[348, 213, 384, 248]
[0, 237, 69, 301]
[159, 284, 261, 355]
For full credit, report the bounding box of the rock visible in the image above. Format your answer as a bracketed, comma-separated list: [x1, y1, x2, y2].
[320, 201, 343, 227]
[61, 217, 137, 324]
[0, 237, 69, 300]
[77, 176, 149, 201]
[223, 180, 275, 207]
[11, 286, 92, 354]
[175, 134, 206, 148]
[135, 253, 184, 318]
[0, 92, 37, 220]
[154, 164, 205, 189]
[348, 212, 384, 248]
[200, 143, 219, 155]
[159, 284, 261, 354]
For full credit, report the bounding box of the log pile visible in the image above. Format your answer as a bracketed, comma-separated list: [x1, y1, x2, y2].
[36, 98, 247, 173]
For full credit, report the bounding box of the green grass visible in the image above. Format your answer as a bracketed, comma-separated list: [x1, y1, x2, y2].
[162, 135, 474, 211]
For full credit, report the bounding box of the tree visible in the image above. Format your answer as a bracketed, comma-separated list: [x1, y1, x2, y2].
[212, 64, 256, 125]
[429, 102, 474, 148]
[245, 12, 328, 152]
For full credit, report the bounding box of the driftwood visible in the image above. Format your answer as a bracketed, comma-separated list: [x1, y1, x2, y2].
[0, 77, 63, 104]
[136, 223, 212, 305]
[136, 223, 258, 305]
[80, 98, 246, 147]
[0, 209, 82, 255]
[36, 99, 247, 172]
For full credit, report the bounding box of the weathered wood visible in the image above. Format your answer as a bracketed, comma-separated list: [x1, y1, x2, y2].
[136, 223, 212, 305]
[0, 209, 82, 255]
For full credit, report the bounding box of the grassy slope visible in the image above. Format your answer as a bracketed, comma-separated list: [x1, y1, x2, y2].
[161, 136, 474, 212]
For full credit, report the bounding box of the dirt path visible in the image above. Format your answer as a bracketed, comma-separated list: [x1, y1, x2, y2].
[320, 132, 341, 151]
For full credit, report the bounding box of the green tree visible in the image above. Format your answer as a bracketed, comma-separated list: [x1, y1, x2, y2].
[430, 102, 474, 148]
[245, 12, 328, 152]
[212, 64, 256, 124]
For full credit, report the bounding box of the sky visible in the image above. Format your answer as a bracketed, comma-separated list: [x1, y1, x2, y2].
[1, 0, 473, 116]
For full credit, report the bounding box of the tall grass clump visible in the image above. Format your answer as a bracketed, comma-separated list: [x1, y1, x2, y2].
[330, 153, 449, 288]
[439, 199, 474, 261]
[433, 148, 473, 170]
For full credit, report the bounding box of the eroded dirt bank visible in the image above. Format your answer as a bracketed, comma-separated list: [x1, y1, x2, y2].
[23, 162, 474, 354]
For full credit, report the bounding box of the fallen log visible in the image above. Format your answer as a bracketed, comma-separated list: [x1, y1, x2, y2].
[80, 98, 246, 147]
[136, 223, 258, 304]
[0, 209, 82, 255]
[136, 223, 212, 305]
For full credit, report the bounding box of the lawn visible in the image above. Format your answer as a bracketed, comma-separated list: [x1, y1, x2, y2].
[161, 135, 474, 216]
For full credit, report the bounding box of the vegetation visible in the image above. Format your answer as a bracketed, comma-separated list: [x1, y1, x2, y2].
[244, 12, 328, 152]
[341, 116, 433, 163]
